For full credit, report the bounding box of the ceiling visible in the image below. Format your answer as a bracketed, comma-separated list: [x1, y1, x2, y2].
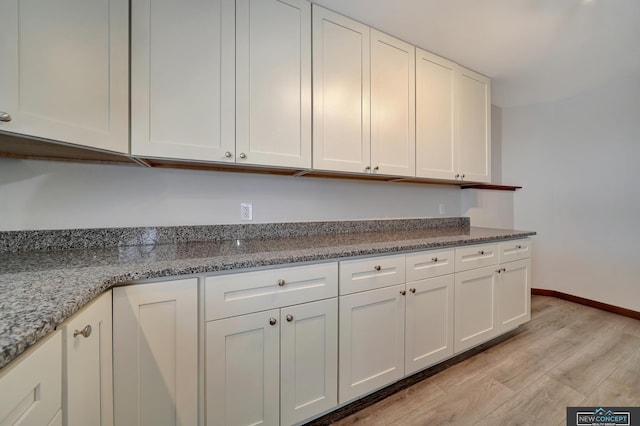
[310, 0, 640, 108]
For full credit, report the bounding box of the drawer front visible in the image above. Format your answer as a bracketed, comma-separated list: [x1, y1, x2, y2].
[455, 243, 499, 272]
[206, 262, 338, 321]
[406, 248, 455, 281]
[0, 331, 62, 426]
[339, 254, 405, 295]
[499, 239, 531, 263]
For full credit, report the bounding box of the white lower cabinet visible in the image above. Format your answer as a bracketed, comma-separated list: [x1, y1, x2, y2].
[454, 239, 532, 353]
[207, 309, 280, 426]
[0, 331, 61, 426]
[205, 263, 339, 425]
[280, 299, 338, 426]
[60, 291, 113, 426]
[206, 298, 338, 426]
[339, 250, 456, 403]
[454, 265, 498, 353]
[113, 279, 198, 426]
[405, 274, 454, 375]
[339, 285, 405, 404]
[496, 258, 531, 333]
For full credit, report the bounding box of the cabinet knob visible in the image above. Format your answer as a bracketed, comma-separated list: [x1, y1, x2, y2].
[239, 152, 247, 159]
[516, 245, 522, 249]
[410, 288, 416, 294]
[455, 174, 460, 179]
[400, 290, 406, 296]
[73, 324, 92, 338]
[496, 267, 506, 274]
[373, 166, 379, 172]
[432, 257, 438, 262]
[374, 265, 381, 271]
[286, 314, 294, 322]
[224, 151, 232, 158]
[278, 279, 286, 287]
[0, 112, 11, 122]
[478, 250, 485, 255]
[269, 318, 277, 326]
[461, 174, 466, 179]
[364, 166, 371, 171]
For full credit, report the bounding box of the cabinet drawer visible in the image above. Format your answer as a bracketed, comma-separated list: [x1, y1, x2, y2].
[499, 239, 531, 263]
[339, 254, 405, 295]
[406, 248, 454, 281]
[455, 243, 499, 272]
[0, 331, 62, 426]
[206, 262, 338, 321]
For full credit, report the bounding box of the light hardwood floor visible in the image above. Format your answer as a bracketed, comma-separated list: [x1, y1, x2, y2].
[332, 295, 640, 426]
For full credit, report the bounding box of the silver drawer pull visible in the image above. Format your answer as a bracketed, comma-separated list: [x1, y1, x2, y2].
[0, 111, 11, 122]
[278, 279, 286, 287]
[516, 245, 522, 249]
[269, 318, 277, 326]
[73, 325, 92, 338]
[400, 290, 406, 296]
[431, 257, 438, 262]
[286, 314, 294, 322]
[374, 265, 382, 271]
[496, 267, 506, 274]
[478, 250, 485, 255]
[410, 288, 416, 294]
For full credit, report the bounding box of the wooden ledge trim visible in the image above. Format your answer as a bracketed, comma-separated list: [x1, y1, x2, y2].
[532, 288, 640, 320]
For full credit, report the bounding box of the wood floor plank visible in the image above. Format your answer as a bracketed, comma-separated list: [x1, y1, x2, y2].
[391, 374, 514, 426]
[547, 331, 640, 395]
[331, 380, 446, 426]
[579, 378, 640, 406]
[474, 375, 584, 426]
[605, 342, 640, 390]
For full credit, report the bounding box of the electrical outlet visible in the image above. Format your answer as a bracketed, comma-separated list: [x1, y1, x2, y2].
[240, 203, 253, 221]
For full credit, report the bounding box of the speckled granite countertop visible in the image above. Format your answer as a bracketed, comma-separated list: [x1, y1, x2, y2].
[0, 218, 534, 370]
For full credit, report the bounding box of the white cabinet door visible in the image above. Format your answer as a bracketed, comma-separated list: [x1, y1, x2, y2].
[0, 0, 128, 153]
[0, 332, 61, 426]
[312, 6, 371, 174]
[496, 259, 531, 333]
[454, 266, 498, 353]
[415, 49, 457, 180]
[131, 0, 235, 161]
[405, 275, 454, 374]
[113, 279, 198, 426]
[281, 299, 338, 426]
[236, 0, 311, 168]
[370, 30, 415, 177]
[206, 310, 280, 426]
[61, 291, 113, 426]
[456, 66, 491, 183]
[339, 285, 405, 404]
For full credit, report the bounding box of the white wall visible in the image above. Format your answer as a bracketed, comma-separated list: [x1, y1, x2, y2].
[0, 158, 462, 231]
[461, 104, 515, 230]
[502, 71, 640, 311]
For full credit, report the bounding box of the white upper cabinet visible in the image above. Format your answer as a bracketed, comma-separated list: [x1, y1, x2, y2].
[131, 0, 235, 161]
[415, 49, 457, 180]
[132, 0, 311, 168]
[0, 0, 128, 153]
[370, 30, 416, 177]
[416, 52, 491, 183]
[456, 66, 491, 183]
[312, 6, 371, 173]
[236, 0, 312, 168]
